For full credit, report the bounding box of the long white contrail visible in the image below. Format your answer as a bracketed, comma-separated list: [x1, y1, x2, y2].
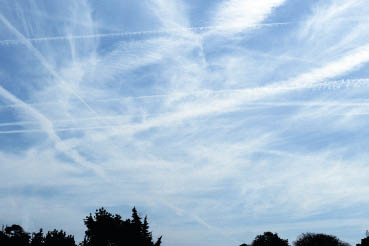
[0, 22, 290, 46]
[1, 78, 369, 134]
[0, 78, 368, 109]
[3, 101, 369, 129]
[99, 78, 369, 101]
[0, 115, 132, 127]
[1, 16, 365, 46]
[0, 83, 106, 177]
[0, 14, 98, 116]
[0, 13, 110, 176]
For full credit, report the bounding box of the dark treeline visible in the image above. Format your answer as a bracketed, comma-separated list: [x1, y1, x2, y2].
[0, 207, 161, 246]
[240, 231, 369, 246]
[1, 207, 369, 246]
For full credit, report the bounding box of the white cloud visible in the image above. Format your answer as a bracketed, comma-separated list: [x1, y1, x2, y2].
[210, 0, 286, 34]
[2, 0, 369, 245]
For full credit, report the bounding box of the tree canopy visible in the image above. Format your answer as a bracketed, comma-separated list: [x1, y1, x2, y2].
[0, 207, 161, 246]
[250, 232, 289, 246]
[3, 207, 369, 246]
[293, 233, 349, 246]
[357, 236, 369, 246]
[0, 225, 73, 246]
[82, 207, 161, 246]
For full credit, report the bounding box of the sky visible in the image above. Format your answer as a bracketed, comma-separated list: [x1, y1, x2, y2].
[1, 0, 369, 245]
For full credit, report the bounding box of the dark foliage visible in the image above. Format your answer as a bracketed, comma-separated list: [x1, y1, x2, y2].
[294, 233, 349, 246]
[44, 229, 75, 246]
[0, 207, 161, 246]
[0, 224, 30, 246]
[30, 229, 44, 246]
[251, 232, 289, 246]
[82, 207, 162, 246]
[5, 207, 369, 246]
[0, 225, 75, 246]
[357, 236, 369, 246]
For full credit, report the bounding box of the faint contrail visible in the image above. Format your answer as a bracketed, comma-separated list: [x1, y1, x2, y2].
[2, 16, 367, 46]
[0, 83, 107, 177]
[2, 99, 369, 130]
[0, 14, 99, 116]
[0, 123, 140, 134]
[1, 78, 369, 134]
[0, 115, 133, 127]
[0, 22, 290, 46]
[160, 201, 240, 244]
[0, 125, 118, 134]
[58, 78, 369, 103]
[0, 78, 368, 109]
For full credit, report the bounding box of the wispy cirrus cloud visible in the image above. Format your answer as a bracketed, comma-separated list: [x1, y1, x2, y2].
[2, 0, 369, 245]
[210, 0, 286, 34]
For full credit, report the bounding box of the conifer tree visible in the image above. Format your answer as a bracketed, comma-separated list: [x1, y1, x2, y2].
[82, 207, 162, 246]
[154, 236, 162, 246]
[142, 216, 153, 246]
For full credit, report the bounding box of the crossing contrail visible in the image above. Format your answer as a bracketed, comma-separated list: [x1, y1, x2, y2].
[0, 83, 107, 177]
[1, 16, 366, 46]
[1, 78, 369, 134]
[0, 77, 368, 109]
[2, 100, 369, 130]
[0, 14, 109, 178]
[0, 22, 290, 46]
[0, 14, 98, 116]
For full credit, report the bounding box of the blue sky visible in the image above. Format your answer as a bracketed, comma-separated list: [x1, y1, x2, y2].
[1, 0, 369, 245]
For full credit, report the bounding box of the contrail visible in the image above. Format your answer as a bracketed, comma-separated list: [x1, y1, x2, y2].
[0, 14, 98, 116]
[1, 16, 367, 46]
[99, 78, 369, 102]
[160, 201, 240, 244]
[0, 77, 367, 109]
[0, 22, 290, 46]
[0, 83, 107, 177]
[0, 116, 131, 127]
[1, 105, 366, 135]
[2, 98, 369, 130]
[0, 125, 122, 134]
[0, 123, 141, 134]
[0, 13, 116, 150]
[1, 78, 369, 134]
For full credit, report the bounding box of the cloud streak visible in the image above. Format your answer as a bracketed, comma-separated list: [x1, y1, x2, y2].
[0, 14, 97, 115]
[0, 22, 291, 46]
[210, 0, 286, 34]
[2, 0, 369, 245]
[0, 83, 106, 177]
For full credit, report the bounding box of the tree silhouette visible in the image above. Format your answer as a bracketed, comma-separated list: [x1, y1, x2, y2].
[251, 232, 289, 246]
[44, 229, 75, 246]
[356, 235, 369, 246]
[0, 226, 10, 246]
[0, 225, 76, 246]
[30, 229, 44, 246]
[142, 216, 153, 246]
[0, 224, 30, 246]
[82, 207, 162, 246]
[154, 236, 162, 246]
[294, 233, 349, 246]
[83, 207, 128, 246]
[131, 207, 143, 245]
